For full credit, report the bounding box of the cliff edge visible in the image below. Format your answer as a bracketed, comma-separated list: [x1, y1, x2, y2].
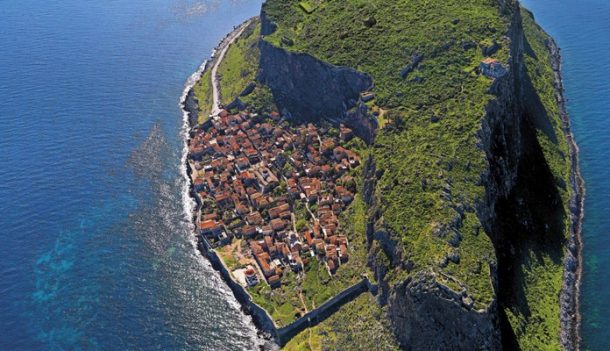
[193, 0, 581, 349]
[259, 1, 579, 349]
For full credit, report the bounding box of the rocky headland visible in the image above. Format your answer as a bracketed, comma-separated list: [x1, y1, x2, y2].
[182, 1, 583, 349]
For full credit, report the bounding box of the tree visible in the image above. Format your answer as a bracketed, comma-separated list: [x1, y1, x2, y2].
[296, 219, 309, 232]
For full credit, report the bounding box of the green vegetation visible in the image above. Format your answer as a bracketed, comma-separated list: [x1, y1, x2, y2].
[240, 84, 277, 113]
[263, 0, 510, 109]
[218, 248, 239, 270]
[217, 21, 261, 106]
[260, 1, 573, 349]
[192, 69, 213, 124]
[249, 270, 303, 326]
[283, 293, 400, 351]
[216, 239, 244, 271]
[210, 18, 277, 115]
[192, 18, 275, 124]
[299, 260, 336, 310]
[247, 194, 373, 327]
[196, 0, 572, 347]
[298, 1, 318, 14]
[264, 0, 506, 307]
[499, 9, 572, 350]
[248, 262, 365, 327]
[521, 9, 571, 191]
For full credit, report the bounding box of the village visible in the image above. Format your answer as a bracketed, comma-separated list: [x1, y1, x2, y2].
[188, 109, 361, 290]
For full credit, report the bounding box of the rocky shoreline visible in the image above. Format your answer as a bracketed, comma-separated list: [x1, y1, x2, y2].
[180, 18, 278, 346]
[182, 18, 256, 129]
[180, 10, 584, 351]
[549, 36, 585, 351]
[181, 18, 383, 348]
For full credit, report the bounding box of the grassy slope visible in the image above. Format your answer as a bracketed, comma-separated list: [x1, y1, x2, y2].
[216, 18, 277, 114]
[248, 256, 370, 327]
[192, 69, 213, 124]
[263, 0, 509, 308]
[192, 19, 272, 124]
[283, 293, 400, 351]
[217, 21, 261, 106]
[262, 1, 572, 349]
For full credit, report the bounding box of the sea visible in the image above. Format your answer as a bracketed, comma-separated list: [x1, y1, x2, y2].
[1, 0, 608, 350]
[0, 0, 270, 350]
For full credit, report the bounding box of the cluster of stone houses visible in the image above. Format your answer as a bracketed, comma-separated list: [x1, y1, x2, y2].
[188, 110, 360, 288]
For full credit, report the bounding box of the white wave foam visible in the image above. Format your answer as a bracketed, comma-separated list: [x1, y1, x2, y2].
[178, 58, 207, 227]
[178, 52, 270, 350]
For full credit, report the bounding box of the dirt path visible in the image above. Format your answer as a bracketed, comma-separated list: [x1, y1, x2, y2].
[299, 291, 309, 314]
[308, 328, 317, 351]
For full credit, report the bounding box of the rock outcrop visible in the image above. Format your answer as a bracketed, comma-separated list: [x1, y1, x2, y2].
[388, 272, 500, 350]
[357, 8, 527, 350]
[253, 1, 578, 349]
[257, 12, 376, 143]
[363, 4, 574, 350]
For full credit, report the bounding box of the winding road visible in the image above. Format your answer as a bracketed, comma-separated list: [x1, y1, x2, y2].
[210, 21, 251, 116]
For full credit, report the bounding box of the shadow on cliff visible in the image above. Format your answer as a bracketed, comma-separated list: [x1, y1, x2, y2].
[490, 45, 567, 349]
[256, 38, 377, 144]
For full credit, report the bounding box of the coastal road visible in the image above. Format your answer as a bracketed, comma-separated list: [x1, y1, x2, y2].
[210, 21, 250, 116]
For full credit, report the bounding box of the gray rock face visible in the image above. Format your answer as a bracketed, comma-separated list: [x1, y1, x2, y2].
[225, 97, 246, 111]
[345, 101, 378, 144]
[388, 272, 500, 351]
[239, 82, 256, 96]
[370, 5, 572, 350]
[478, 10, 525, 228]
[257, 11, 375, 141]
[184, 88, 200, 127]
[258, 38, 372, 126]
[481, 41, 501, 57]
[259, 6, 277, 36]
[400, 53, 424, 78]
[256, 1, 576, 348]
[463, 40, 478, 50]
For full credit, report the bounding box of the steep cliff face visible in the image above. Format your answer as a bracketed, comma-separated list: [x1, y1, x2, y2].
[257, 14, 376, 142]
[365, 5, 572, 350]
[362, 131, 503, 348]
[483, 8, 578, 350]
[479, 10, 525, 223]
[388, 272, 500, 350]
[361, 10, 524, 350]
[255, 0, 576, 349]
[475, 8, 528, 350]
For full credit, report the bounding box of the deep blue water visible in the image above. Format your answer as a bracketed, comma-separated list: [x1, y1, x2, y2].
[520, 1, 610, 349]
[0, 1, 269, 350]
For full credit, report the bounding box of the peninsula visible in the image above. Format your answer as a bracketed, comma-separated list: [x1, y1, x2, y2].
[182, 1, 583, 350]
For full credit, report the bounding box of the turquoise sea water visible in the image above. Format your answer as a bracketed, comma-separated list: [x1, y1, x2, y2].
[0, 1, 269, 350]
[521, 1, 610, 349]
